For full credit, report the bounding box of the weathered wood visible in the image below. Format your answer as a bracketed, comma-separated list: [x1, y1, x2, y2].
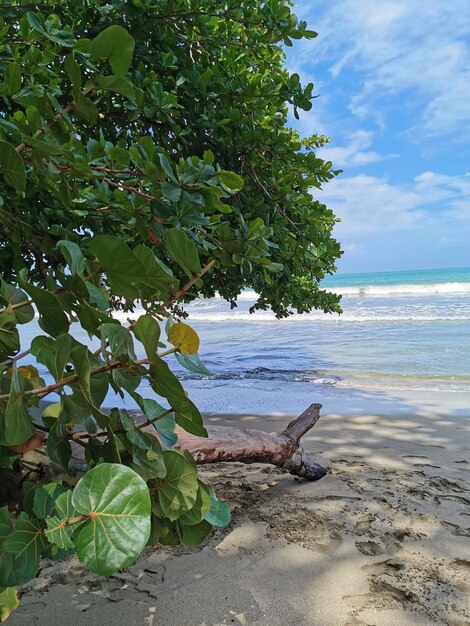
[71, 403, 327, 481]
[143, 402, 327, 481]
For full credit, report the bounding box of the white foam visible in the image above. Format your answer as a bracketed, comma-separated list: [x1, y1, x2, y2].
[329, 282, 470, 297]
[186, 312, 470, 323]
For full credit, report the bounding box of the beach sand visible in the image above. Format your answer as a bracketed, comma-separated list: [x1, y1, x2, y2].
[7, 410, 470, 626]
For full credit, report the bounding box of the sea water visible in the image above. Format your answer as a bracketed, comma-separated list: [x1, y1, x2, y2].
[174, 267, 470, 416]
[18, 267, 470, 416]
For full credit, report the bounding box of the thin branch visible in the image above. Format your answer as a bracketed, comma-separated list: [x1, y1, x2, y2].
[103, 177, 154, 200]
[158, 259, 217, 312]
[15, 83, 95, 154]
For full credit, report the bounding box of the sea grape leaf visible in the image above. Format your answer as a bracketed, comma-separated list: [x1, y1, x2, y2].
[90, 236, 147, 298]
[19, 281, 68, 337]
[63, 54, 81, 89]
[0, 141, 25, 192]
[45, 491, 77, 549]
[0, 586, 20, 622]
[57, 240, 85, 276]
[0, 282, 34, 325]
[0, 308, 19, 360]
[0, 366, 35, 447]
[217, 170, 244, 192]
[30, 334, 73, 382]
[204, 486, 231, 527]
[130, 393, 177, 448]
[149, 359, 206, 436]
[90, 25, 135, 76]
[32, 482, 68, 520]
[175, 352, 212, 376]
[165, 229, 201, 277]
[100, 323, 136, 361]
[71, 463, 151, 576]
[46, 421, 72, 471]
[97, 75, 134, 98]
[2, 513, 47, 583]
[167, 322, 200, 355]
[132, 314, 160, 359]
[0, 509, 38, 587]
[179, 480, 212, 526]
[132, 244, 179, 297]
[152, 450, 198, 521]
[42, 402, 61, 429]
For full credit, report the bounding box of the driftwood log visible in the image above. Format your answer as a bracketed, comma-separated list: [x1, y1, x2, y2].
[70, 403, 326, 481]
[149, 403, 326, 481]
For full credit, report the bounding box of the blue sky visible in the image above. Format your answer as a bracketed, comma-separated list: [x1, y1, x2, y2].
[286, 1, 470, 274]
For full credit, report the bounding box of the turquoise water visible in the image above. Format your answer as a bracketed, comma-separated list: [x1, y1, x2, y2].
[322, 266, 470, 288]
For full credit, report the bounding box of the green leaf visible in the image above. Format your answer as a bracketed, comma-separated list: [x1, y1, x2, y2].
[64, 55, 81, 89]
[0, 141, 26, 193]
[175, 352, 213, 376]
[100, 323, 136, 361]
[204, 487, 231, 527]
[97, 75, 134, 98]
[0, 365, 35, 447]
[157, 153, 177, 183]
[132, 244, 179, 297]
[0, 509, 38, 587]
[111, 368, 140, 394]
[74, 92, 98, 124]
[0, 281, 34, 325]
[152, 450, 198, 521]
[161, 181, 182, 202]
[132, 315, 160, 360]
[57, 240, 85, 276]
[77, 301, 117, 336]
[30, 334, 72, 383]
[71, 464, 151, 576]
[0, 586, 20, 622]
[0, 308, 19, 360]
[41, 402, 61, 429]
[45, 491, 77, 549]
[2, 513, 47, 581]
[178, 519, 212, 545]
[179, 480, 212, 525]
[20, 281, 69, 338]
[0, 446, 19, 469]
[90, 235, 147, 298]
[90, 25, 135, 76]
[46, 421, 72, 471]
[3, 63, 22, 96]
[149, 358, 206, 436]
[165, 229, 201, 277]
[130, 393, 177, 448]
[32, 482, 67, 520]
[217, 170, 244, 192]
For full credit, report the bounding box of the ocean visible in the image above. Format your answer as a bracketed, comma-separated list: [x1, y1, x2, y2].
[20, 267, 470, 417]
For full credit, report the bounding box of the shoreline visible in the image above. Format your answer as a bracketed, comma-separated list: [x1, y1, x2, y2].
[8, 409, 470, 625]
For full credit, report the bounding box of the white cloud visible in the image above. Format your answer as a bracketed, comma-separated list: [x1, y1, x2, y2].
[318, 130, 396, 168]
[318, 171, 470, 237]
[294, 0, 470, 140]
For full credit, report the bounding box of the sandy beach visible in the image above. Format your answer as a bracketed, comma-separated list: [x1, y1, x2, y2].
[7, 406, 469, 626]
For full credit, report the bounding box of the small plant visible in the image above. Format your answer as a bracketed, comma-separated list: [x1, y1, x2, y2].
[0, 1, 341, 619]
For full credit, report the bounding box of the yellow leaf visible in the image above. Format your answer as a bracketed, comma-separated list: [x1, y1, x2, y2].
[17, 365, 40, 380]
[0, 587, 20, 622]
[167, 323, 199, 355]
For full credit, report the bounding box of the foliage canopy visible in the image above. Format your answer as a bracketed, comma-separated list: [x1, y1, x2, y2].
[0, 0, 341, 618]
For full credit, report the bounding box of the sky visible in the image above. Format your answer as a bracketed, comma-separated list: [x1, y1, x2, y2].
[286, 0, 470, 274]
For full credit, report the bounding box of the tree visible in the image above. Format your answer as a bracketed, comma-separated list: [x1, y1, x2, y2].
[0, 0, 341, 618]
